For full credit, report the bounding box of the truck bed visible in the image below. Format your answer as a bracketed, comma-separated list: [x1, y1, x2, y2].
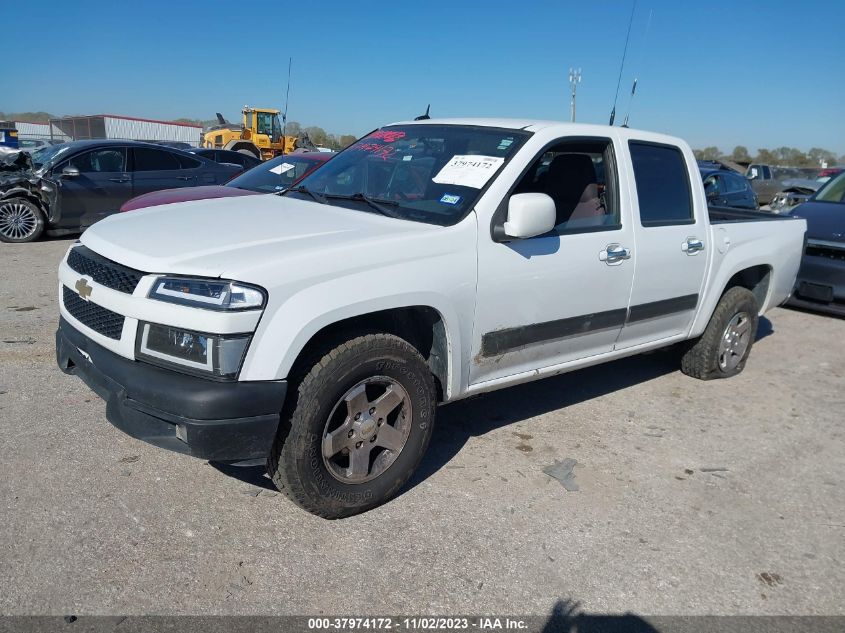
[708, 206, 799, 224]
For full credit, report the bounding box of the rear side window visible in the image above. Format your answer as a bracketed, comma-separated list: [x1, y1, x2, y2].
[177, 154, 202, 169]
[629, 142, 694, 226]
[132, 148, 182, 171]
[723, 173, 747, 194]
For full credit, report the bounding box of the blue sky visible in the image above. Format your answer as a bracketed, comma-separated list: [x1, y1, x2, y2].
[7, 0, 845, 153]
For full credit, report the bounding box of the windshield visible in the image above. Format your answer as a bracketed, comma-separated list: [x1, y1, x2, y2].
[227, 154, 324, 192]
[31, 143, 73, 169]
[813, 171, 845, 203]
[288, 124, 531, 226]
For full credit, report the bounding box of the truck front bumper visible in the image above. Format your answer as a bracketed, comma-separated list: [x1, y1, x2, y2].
[56, 318, 286, 463]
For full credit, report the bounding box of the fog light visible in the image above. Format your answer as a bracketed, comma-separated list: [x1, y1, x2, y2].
[136, 322, 251, 379]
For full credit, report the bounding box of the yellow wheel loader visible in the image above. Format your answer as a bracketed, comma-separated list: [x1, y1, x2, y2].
[202, 106, 314, 160]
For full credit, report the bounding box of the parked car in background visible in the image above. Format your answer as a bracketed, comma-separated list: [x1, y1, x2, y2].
[700, 166, 758, 209]
[746, 163, 789, 205]
[187, 147, 262, 171]
[0, 140, 240, 242]
[769, 178, 823, 214]
[18, 138, 63, 152]
[56, 119, 806, 518]
[138, 140, 194, 150]
[817, 166, 844, 182]
[120, 151, 332, 211]
[787, 170, 845, 316]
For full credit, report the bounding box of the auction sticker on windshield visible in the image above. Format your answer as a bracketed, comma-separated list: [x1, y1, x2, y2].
[432, 155, 505, 189]
[270, 162, 296, 175]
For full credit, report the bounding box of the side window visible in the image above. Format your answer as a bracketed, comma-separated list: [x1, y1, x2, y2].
[132, 148, 182, 171]
[511, 138, 619, 234]
[703, 175, 720, 196]
[629, 142, 694, 226]
[66, 148, 126, 173]
[762, 166, 772, 180]
[177, 154, 202, 169]
[724, 174, 746, 194]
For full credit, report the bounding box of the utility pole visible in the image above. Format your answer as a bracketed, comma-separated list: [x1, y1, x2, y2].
[569, 68, 582, 122]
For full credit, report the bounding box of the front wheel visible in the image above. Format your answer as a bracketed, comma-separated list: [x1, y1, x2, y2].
[681, 286, 759, 380]
[268, 333, 436, 518]
[0, 198, 45, 243]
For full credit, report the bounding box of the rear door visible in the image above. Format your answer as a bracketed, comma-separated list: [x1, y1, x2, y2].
[616, 141, 708, 349]
[130, 147, 203, 196]
[54, 146, 130, 228]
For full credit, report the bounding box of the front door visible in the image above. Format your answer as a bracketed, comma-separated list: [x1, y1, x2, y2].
[470, 137, 636, 385]
[616, 141, 708, 349]
[54, 147, 130, 229]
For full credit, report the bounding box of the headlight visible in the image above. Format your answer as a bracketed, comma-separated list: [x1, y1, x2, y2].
[149, 277, 265, 311]
[136, 322, 250, 379]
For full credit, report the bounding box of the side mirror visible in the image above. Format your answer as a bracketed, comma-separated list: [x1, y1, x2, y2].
[747, 169, 758, 180]
[503, 193, 556, 239]
[61, 165, 80, 178]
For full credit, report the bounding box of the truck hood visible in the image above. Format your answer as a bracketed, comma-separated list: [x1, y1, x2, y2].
[81, 193, 439, 280]
[119, 185, 258, 212]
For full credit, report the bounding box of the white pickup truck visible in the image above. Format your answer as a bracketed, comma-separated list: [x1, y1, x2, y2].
[56, 119, 806, 518]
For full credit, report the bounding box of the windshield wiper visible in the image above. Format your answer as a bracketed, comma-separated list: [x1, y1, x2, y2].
[323, 192, 401, 218]
[282, 185, 327, 204]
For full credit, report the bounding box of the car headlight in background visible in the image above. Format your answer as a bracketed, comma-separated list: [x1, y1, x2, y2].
[136, 322, 251, 379]
[149, 277, 265, 311]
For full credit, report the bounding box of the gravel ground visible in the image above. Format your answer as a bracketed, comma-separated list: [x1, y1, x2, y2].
[0, 237, 843, 617]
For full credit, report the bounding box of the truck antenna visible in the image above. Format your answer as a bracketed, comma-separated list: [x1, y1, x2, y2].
[282, 57, 292, 155]
[609, 0, 637, 126]
[621, 79, 637, 128]
[622, 8, 652, 128]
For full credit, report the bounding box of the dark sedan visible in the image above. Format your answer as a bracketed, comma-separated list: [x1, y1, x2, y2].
[701, 167, 758, 210]
[0, 140, 241, 242]
[787, 171, 845, 316]
[187, 147, 262, 171]
[120, 151, 332, 211]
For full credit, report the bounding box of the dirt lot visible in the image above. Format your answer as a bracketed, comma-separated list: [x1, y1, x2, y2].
[1, 237, 843, 617]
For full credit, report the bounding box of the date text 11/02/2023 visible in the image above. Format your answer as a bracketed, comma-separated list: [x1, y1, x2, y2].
[306, 617, 529, 630]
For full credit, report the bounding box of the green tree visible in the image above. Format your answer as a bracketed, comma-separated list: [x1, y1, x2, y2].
[695, 146, 721, 160]
[754, 148, 778, 164]
[339, 134, 357, 148]
[284, 120, 303, 136]
[807, 147, 837, 167]
[730, 146, 751, 163]
[304, 126, 329, 147]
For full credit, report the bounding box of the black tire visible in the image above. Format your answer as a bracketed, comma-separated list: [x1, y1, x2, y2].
[0, 197, 45, 243]
[268, 333, 436, 518]
[681, 286, 759, 380]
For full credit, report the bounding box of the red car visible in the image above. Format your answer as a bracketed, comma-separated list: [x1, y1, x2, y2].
[817, 167, 844, 180]
[120, 152, 333, 211]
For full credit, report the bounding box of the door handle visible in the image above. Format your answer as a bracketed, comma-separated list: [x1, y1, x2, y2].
[176, 175, 195, 181]
[599, 244, 631, 265]
[108, 177, 130, 183]
[682, 238, 705, 255]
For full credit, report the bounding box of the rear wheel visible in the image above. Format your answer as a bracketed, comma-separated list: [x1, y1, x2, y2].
[681, 286, 759, 380]
[0, 198, 45, 243]
[268, 333, 436, 518]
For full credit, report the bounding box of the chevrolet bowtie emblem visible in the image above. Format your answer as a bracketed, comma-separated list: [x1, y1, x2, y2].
[75, 278, 92, 300]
